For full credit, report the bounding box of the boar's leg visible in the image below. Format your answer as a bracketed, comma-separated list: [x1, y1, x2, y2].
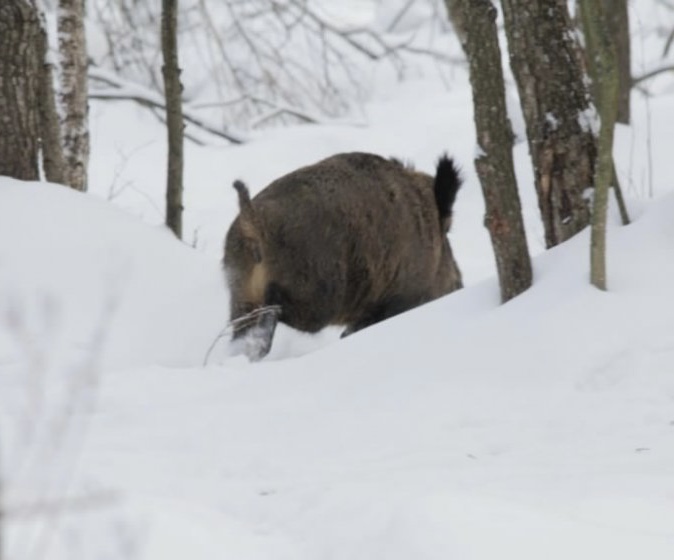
[341, 295, 420, 338]
[240, 306, 279, 361]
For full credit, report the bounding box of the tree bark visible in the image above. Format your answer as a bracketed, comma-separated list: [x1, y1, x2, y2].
[581, 0, 630, 125]
[446, 0, 532, 303]
[36, 9, 67, 185]
[611, 0, 631, 125]
[501, 0, 596, 249]
[0, 1, 42, 181]
[580, 0, 619, 291]
[161, 0, 184, 239]
[58, 0, 89, 191]
[580, 0, 631, 226]
[606, 0, 630, 125]
[443, 0, 467, 45]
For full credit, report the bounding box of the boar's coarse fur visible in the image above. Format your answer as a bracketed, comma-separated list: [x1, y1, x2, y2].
[223, 152, 463, 360]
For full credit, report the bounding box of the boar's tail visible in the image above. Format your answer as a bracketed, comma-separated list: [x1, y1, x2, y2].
[433, 155, 462, 232]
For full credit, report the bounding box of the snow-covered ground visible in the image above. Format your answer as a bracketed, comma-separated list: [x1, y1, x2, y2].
[2, 2, 674, 559]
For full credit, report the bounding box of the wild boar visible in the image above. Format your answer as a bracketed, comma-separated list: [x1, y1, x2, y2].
[223, 152, 463, 360]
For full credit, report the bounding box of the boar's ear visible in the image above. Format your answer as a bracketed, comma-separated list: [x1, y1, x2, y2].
[233, 180, 254, 220]
[232, 180, 261, 258]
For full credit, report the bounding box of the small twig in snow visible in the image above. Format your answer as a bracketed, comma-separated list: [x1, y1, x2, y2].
[203, 305, 282, 365]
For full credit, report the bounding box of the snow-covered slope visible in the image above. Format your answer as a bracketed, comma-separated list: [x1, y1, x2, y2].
[0, 178, 229, 370]
[1, 176, 673, 559]
[2, 2, 674, 558]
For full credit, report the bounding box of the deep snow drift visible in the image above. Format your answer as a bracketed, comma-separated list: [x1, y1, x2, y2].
[1, 175, 674, 559]
[2, 1, 674, 557]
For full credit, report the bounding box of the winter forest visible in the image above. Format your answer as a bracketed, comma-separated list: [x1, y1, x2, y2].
[1, 0, 674, 558]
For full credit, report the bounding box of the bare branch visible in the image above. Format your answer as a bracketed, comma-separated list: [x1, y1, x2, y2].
[631, 64, 674, 86]
[386, 0, 416, 32]
[664, 28, 674, 57]
[89, 67, 247, 144]
[87, 0, 464, 129]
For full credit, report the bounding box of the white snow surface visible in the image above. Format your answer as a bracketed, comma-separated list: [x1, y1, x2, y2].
[2, 2, 674, 558]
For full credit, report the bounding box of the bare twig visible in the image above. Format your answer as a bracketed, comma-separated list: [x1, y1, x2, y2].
[663, 28, 674, 57]
[89, 67, 247, 144]
[203, 305, 282, 365]
[386, 0, 416, 32]
[631, 64, 674, 86]
[87, 0, 463, 129]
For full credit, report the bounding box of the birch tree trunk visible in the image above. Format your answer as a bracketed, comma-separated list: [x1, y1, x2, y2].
[0, 1, 42, 181]
[161, 0, 184, 239]
[37, 8, 67, 185]
[445, 0, 532, 302]
[58, 0, 89, 191]
[501, 0, 596, 249]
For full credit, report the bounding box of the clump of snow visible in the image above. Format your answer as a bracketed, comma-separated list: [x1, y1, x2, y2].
[545, 111, 560, 130]
[578, 104, 600, 135]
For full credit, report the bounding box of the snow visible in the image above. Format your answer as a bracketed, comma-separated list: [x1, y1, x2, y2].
[2, 2, 674, 559]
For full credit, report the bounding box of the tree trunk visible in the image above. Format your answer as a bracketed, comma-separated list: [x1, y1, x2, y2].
[606, 0, 630, 125]
[444, 0, 467, 45]
[580, 0, 631, 226]
[580, 0, 619, 291]
[58, 0, 89, 191]
[0, 1, 42, 181]
[446, 0, 532, 303]
[161, 0, 184, 239]
[37, 9, 67, 185]
[501, 0, 596, 249]
[581, 0, 630, 125]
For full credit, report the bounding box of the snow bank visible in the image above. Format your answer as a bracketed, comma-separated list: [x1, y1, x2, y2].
[3, 178, 671, 559]
[0, 177, 228, 370]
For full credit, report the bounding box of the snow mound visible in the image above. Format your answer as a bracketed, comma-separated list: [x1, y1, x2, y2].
[1, 185, 674, 560]
[0, 178, 228, 370]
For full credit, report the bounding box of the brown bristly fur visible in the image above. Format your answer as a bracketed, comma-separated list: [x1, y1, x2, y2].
[223, 152, 463, 359]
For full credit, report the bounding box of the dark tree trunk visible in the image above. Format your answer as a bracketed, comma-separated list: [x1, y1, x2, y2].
[444, 0, 467, 45]
[445, 0, 532, 303]
[0, 1, 41, 181]
[161, 0, 184, 239]
[611, 0, 631, 125]
[501, 0, 596, 249]
[58, 0, 89, 191]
